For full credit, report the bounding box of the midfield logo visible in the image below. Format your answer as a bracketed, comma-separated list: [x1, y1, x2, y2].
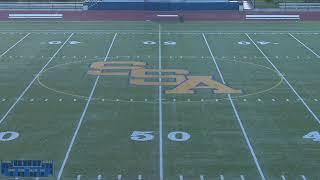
[88, 61, 242, 95]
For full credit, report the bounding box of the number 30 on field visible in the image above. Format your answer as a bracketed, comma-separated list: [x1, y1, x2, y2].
[131, 131, 190, 142]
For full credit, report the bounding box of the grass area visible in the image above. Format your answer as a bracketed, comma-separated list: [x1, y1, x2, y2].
[0, 21, 319, 179]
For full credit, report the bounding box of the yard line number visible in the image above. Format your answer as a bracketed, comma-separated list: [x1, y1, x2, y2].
[131, 131, 190, 142]
[0, 131, 19, 141]
[303, 131, 320, 142]
[143, 41, 176, 46]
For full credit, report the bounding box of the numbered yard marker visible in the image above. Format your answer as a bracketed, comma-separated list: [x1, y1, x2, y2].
[130, 131, 154, 141]
[257, 41, 271, 45]
[0, 131, 19, 141]
[238, 41, 251, 45]
[168, 131, 190, 142]
[69, 41, 81, 45]
[143, 41, 156, 45]
[164, 41, 176, 46]
[131, 131, 191, 142]
[48, 41, 62, 45]
[303, 131, 320, 142]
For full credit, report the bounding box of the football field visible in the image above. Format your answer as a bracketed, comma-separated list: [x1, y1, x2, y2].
[0, 21, 320, 180]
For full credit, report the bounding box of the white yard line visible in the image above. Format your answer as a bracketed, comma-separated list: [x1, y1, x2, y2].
[117, 175, 122, 180]
[56, 33, 118, 180]
[240, 175, 245, 180]
[202, 33, 266, 180]
[220, 175, 225, 180]
[179, 175, 184, 180]
[0, 33, 30, 59]
[0, 33, 74, 125]
[158, 24, 164, 180]
[245, 33, 320, 124]
[289, 33, 320, 58]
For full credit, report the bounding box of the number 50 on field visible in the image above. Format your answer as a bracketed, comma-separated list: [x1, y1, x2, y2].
[131, 131, 191, 142]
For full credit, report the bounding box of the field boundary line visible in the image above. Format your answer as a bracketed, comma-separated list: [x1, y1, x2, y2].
[0, 29, 320, 34]
[158, 24, 164, 180]
[202, 33, 266, 180]
[288, 33, 320, 58]
[56, 33, 118, 180]
[0, 33, 74, 125]
[245, 33, 320, 124]
[0, 33, 30, 59]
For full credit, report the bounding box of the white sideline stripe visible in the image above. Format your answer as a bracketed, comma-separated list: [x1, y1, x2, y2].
[157, 14, 179, 17]
[179, 175, 184, 180]
[202, 33, 266, 180]
[281, 175, 286, 180]
[9, 17, 63, 19]
[9, 14, 63, 17]
[9, 14, 63, 19]
[200, 175, 205, 180]
[56, 33, 118, 180]
[301, 175, 307, 180]
[0, 33, 30, 59]
[0, 33, 73, 126]
[289, 33, 320, 58]
[246, 17, 300, 20]
[158, 24, 164, 180]
[246, 15, 300, 18]
[117, 175, 122, 180]
[245, 15, 300, 20]
[245, 33, 320, 124]
[220, 175, 224, 180]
